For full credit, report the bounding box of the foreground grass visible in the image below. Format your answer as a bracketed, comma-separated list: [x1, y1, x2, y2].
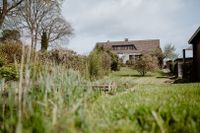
[86, 83, 200, 133]
[0, 66, 200, 133]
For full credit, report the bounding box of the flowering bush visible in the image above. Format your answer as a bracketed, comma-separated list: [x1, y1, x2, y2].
[133, 54, 158, 76]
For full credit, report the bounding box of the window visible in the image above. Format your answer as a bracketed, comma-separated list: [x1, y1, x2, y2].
[112, 45, 136, 50]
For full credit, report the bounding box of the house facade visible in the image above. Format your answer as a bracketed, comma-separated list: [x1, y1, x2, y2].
[188, 26, 200, 82]
[96, 38, 161, 63]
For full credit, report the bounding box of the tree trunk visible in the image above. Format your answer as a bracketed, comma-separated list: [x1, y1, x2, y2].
[31, 29, 34, 49]
[33, 29, 38, 51]
[0, 0, 8, 28]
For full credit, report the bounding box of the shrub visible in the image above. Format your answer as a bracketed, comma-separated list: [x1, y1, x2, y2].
[0, 55, 7, 67]
[88, 47, 114, 80]
[126, 59, 135, 67]
[47, 48, 77, 64]
[0, 41, 23, 64]
[37, 49, 88, 77]
[108, 51, 120, 71]
[101, 51, 112, 75]
[150, 48, 164, 68]
[133, 54, 158, 76]
[0, 64, 19, 81]
[88, 50, 103, 80]
[0, 29, 22, 44]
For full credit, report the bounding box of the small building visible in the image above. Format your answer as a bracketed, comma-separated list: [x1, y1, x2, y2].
[174, 58, 193, 79]
[188, 26, 200, 82]
[96, 38, 161, 63]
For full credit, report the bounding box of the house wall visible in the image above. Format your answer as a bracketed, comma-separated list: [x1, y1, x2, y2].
[118, 53, 141, 64]
[193, 40, 200, 82]
[196, 41, 200, 81]
[118, 54, 129, 63]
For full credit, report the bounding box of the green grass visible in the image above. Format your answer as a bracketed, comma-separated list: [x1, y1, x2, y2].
[0, 66, 200, 133]
[86, 83, 200, 133]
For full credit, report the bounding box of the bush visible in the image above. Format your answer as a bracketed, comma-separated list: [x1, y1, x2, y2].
[101, 51, 112, 75]
[0, 64, 19, 81]
[150, 48, 164, 68]
[37, 49, 88, 77]
[0, 41, 23, 64]
[0, 55, 7, 67]
[133, 54, 158, 76]
[0, 29, 22, 44]
[88, 45, 121, 80]
[88, 50, 103, 80]
[108, 51, 120, 71]
[88, 47, 113, 80]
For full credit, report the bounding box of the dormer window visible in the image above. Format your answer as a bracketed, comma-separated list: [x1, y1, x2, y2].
[112, 44, 136, 50]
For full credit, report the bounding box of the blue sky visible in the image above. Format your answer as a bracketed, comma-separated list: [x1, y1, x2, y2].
[62, 0, 200, 56]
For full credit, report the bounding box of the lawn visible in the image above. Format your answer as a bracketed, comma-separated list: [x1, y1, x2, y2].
[0, 67, 200, 133]
[86, 83, 200, 133]
[85, 68, 200, 133]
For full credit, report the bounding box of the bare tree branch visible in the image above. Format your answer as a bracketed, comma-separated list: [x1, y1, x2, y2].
[0, 0, 25, 28]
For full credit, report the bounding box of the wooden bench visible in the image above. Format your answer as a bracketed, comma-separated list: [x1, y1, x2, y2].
[91, 82, 117, 92]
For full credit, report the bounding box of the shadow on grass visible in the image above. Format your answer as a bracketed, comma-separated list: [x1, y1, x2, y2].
[173, 78, 196, 84]
[156, 70, 174, 79]
[115, 74, 154, 77]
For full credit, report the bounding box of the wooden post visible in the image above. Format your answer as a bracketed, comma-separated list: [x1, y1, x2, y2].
[183, 49, 186, 64]
[182, 49, 186, 80]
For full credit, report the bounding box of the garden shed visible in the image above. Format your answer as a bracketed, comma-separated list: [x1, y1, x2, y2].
[188, 26, 200, 82]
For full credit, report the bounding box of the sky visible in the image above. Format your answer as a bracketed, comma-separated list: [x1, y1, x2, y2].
[62, 0, 200, 57]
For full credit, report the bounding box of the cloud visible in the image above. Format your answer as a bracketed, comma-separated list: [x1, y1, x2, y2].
[62, 0, 200, 56]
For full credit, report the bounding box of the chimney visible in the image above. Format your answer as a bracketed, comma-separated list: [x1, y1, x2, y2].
[125, 38, 128, 42]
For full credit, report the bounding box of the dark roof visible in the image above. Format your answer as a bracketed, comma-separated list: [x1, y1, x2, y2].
[97, 39, 160, 54]
[188, 26, 200, 44]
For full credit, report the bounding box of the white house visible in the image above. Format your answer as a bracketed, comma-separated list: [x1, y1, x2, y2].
[96, 38, 161, 63]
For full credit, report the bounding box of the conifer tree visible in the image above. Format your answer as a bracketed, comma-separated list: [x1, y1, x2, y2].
[41, 31, 48, 51]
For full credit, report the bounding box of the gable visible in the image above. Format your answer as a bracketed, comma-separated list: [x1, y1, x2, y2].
[189, 26, 200, 44]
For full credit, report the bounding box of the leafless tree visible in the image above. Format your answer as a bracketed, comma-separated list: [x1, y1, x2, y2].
[18, 0, 54, 49]
[40, 16, 73, 47]
[18, 0, 72, 50]
[0, 0, 24, 28]
[163, 43, 178, 60]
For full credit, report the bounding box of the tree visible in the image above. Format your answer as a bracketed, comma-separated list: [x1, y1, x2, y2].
[0, 29, 21, 43]
[0, 0, 59, 28]
[133, 54, 158, 76]
[163, 44, 178, 60]
[40, 17, 73, 46]
[150, 48, 164, 68]
[18, 0, 52, 50]
[0, 0, 24, 28]
[41, 31, 48, 51]
[18, 0, 72, 50]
